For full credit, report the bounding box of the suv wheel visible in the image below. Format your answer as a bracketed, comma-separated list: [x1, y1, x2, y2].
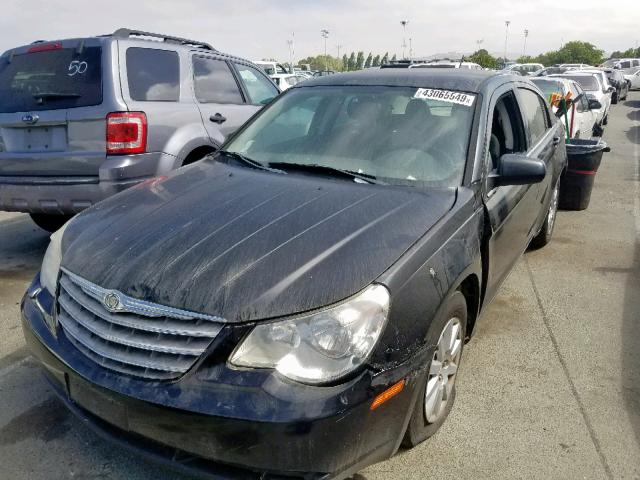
[30, 214, 72, 233]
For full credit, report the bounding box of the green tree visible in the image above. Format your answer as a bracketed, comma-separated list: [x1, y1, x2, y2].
[533, 41, 604, 66]
[348, 52, 356, 71]
[468, 49, 498, 69]
[356, 51, 365, 70]
[372, 54, 381, 67]
[391, 53, 397, 62]
[516, 55, 536, 64]
[381, 52, 389, 65]
[297, 55, 342, 72]
[342, 54, 348, 71]
[364, 52, 373, 69]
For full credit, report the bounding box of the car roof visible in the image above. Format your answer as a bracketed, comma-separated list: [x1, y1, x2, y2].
[297, 68, 510, 94]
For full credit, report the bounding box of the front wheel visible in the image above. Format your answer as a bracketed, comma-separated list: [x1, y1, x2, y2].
[603, 114, 608, 126]
[29, 213, 72, 233]
[530, 179, 559, 249]
[402, 291, 467, 448]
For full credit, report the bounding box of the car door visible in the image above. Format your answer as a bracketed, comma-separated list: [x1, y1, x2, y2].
[191, 55, 254, 145]
[516, 86, 560, 211]
[482, 85, 542, 300]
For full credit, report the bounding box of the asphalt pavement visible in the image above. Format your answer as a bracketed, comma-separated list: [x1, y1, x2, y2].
[1, 93, 639, 480]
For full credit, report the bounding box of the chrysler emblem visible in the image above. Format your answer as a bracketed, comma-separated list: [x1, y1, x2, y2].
[22, 113, 39, 125]
[103, 292, 121, 312]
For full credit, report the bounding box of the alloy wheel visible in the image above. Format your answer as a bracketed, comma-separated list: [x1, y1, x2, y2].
[424, 317, 463, 423]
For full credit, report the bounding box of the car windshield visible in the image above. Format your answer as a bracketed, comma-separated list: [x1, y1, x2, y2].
[531, 79, 565, 101]
[0, 46, 102, 113]
[560, 75, 599, 91]
[224, 85, 476, 187]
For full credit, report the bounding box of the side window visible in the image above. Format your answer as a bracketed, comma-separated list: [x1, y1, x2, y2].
[234, 64, 279, 105]
[488, 91, 526, 172]
[192, 57, 243, 104]
[620, 61, 631, 69]
[518, 88, 549, 146]
[633, 60, 640, 67]
[126, 48, 179, 101]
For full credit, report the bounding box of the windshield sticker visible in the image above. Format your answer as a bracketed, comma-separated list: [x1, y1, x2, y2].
[414, 88, 476, 106]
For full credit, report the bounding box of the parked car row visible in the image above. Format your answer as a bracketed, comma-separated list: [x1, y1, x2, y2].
[1, 28, 619, 480]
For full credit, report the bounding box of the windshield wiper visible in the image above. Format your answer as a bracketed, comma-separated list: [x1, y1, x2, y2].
[268, 162, 380, 184]
[33, 92, 81, 102]
[218, 151, 284, 174]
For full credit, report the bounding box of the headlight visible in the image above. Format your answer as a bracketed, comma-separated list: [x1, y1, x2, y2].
[40, 222, 69, 295]
[229, 284, 390, 384]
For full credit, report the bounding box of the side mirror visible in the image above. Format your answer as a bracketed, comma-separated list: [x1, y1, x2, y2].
[488, 154, 546, 188]
[588, 98, 602, 110]
[607, 86, 615, 93]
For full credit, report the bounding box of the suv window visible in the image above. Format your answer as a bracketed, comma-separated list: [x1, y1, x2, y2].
[192, 56, 243, 104]
[518, 88, 549, 146]
[234, 64, 278, 105]
[0, 46, 102, 113]
[620, 61, 631, 69]
[126, 48, 179, 101]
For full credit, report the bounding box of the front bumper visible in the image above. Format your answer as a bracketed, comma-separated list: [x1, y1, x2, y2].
[21, 279, 420, 479]
[0, 151, 176, 214]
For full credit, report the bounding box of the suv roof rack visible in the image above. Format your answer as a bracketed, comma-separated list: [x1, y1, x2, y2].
[112, 28, 217, 52]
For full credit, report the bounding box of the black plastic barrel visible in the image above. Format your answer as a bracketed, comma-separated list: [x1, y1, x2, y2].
[558, 138, 610, 211]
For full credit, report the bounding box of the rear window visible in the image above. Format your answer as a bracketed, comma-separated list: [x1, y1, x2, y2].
[563, 75, 599, 91]
[126, 48, 179, 101]
[0, 46, 102, 113]
[531, 79, 565, 101]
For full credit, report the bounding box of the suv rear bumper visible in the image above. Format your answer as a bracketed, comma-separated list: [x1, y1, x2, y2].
[0, 175, 147, 214]
[0, 152, 177, 214]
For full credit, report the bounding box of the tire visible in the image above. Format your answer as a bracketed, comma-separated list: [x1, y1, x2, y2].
[530, 179, 559, 249]
[612, 93, 618, 105]
[29, 213, 72, 233]
[603, 114, 608, 126]
[402, 291, 467, 448]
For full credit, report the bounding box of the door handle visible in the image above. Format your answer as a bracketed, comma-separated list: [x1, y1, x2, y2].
[209, 113, 227, 124]
[552, 136, 561, 146]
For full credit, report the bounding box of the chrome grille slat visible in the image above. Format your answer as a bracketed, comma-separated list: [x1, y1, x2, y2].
[59, 275, 219, 337]
[66, 334, 180, 381]
[58, 294, 209, 355]
[56, 271, 224, 380]
[58, 311, 194, 372]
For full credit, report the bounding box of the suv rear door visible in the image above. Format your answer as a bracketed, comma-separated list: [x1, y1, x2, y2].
[119, 45, 206, 159]
[191, 55, 260, 146]
[0, 39, 113, 176]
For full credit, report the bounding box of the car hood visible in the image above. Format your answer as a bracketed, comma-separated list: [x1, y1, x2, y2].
[61, 160, 456, 322]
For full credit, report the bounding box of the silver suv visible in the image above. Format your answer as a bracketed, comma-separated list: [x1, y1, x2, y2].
[0, 28, 280, 231]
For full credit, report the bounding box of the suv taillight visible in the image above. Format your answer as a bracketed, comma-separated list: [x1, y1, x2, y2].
[106, 112, 147, 155]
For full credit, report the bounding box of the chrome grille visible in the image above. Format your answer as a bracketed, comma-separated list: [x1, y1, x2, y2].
[57, 269, 224, 380]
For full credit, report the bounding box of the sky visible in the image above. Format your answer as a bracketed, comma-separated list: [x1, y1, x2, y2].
[1, 0, 638, 62]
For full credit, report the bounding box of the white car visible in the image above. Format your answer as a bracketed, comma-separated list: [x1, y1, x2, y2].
[601, 58, 640, 74]
[551, 72, 612, 126]
[559, 63, 594, 70]
[624, 69, 640, 90]
[530, 77, 599, 139]
[253, 61, 289, 76]
[270, 73, 300, 91]
[409, 60, 482, 70]
[504, 63, 544, 75]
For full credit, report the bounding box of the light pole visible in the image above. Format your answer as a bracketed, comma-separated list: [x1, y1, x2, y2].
[336, 43, 343, 70]
[476, 39, 484, 52]
[504, 20, 511, 65]
[400, 20, 409, 59]
[287, 32, 295, 73]
[409, 38, 413, 60]
[321, 29, 329, 72]
[523, 29, 529, 57]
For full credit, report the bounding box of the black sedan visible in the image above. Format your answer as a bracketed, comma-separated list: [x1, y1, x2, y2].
[22, 69, 567, 479]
